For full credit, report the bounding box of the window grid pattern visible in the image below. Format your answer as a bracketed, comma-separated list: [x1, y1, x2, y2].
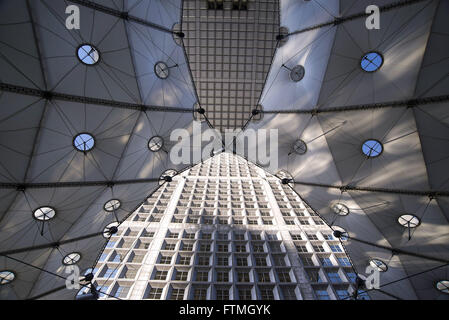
[92, 153, 359, 300]
[182, 0, 279, 132]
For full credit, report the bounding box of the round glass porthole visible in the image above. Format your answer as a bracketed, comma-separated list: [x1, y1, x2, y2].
[369, 259, 388, 272]
[290, 65, 305, 82]
[436, 280, 449, 294]
[0, 271, 15, 285]
[332, 203, 349, 216]
[398, 214, 420, 228]
[77, 44, 100, 65]
[63, 252, 81, 265]
[362, 139, 383, 158]
[361, 52, 383, 72]
[154, 61, 169, 79]
[73, 133, 95, 152]
[104, 199, 121, 212]
[148, 136, 164, 152]
[33, 206, 56, 221]
[293, 139, 307, 155]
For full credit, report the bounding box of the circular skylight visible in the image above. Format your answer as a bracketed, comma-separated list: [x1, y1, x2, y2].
[103, 222, 119, 238]
[63, 252, 81, 265]
[73, 133, 95, 152]
[159, 169, 177, 185]
[33, 206, 56, 221]
[293, 139, 307, 155]
[77, 44, 100, 65]
[361, 52, 383, 72]
[154, 61, 169, 79]
[398, 214, 420, 228]
[369, 259, 388, 272]
[436, 280, 449, 294]
[148, 136, 164, 152]
[362, 139, 383, 158]
[0, 271, 15, 285]
[104, 199, 121, 212]
[332, 203, 349, 216]
[290, 65, 305, 82]
[332, 226, 348, 241]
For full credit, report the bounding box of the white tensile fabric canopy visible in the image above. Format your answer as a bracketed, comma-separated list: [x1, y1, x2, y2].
[0, 0, 448, 300]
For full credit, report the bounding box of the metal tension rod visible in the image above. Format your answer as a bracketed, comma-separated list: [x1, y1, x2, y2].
[0, 177, 160, 190]
[286, 0, 429, 37]
[27, 285, 68, 300]
[0, 231, 104, 256]
[344, 261, 449, 300]
[291, 180, 449, 198]
[0, 83, 193, 113]
[340, 233, 449, 264]
[69, 0, 177, 35]
[3, 254, 119, 300]
[263, 94, 449, 114]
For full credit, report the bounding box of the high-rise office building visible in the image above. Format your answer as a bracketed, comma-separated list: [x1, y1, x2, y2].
[84, 152, 363, 300]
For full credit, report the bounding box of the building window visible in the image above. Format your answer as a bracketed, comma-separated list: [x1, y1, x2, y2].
[255, 257, 267, 266]
[330, 245, 343, 253]
[300, 255, 314, 267]
[296, 245, 308, 253]
[281, 286, 297, 300]
[103, 266, 118, 279]
[113, 285, 130, 299]
[315, 289, 330, 300]
[236, 257, 248, 266]
[154, 270, 168, 280]
[216, 288, 229, 300]
[277, 271, 291, 283]
[193, 287, 208, 300]
[238, 287, 252, 300]
[273, 256, 286, 266]
[346, 272, 357, 283]
[196, 270, 209, 282]
[164, 243, 176, 250]
[175, 270, 189, 281]
[159, 255, 172, 264]
[217, 256, 228, 266]
[217, 270, 229, 282]
[320, 257, 333, 267]
[237, 271, 250, 282]
[336, 289, 349, 300]
[198, 256, 210, 266]
[257, 271, 271, 283]
[327, 272, 342, 283]
[307, 270, 323, 283]
[178, 256, 191, 265]
[170, 288, 185, 300]
[218, 244, 228, 252]
[235, 245, 246, 252]
[322, 233, 334, 240]
[260, 287, 274, 300]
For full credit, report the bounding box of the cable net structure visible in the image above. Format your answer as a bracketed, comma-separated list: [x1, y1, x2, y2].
[0, 0, 448, 300]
